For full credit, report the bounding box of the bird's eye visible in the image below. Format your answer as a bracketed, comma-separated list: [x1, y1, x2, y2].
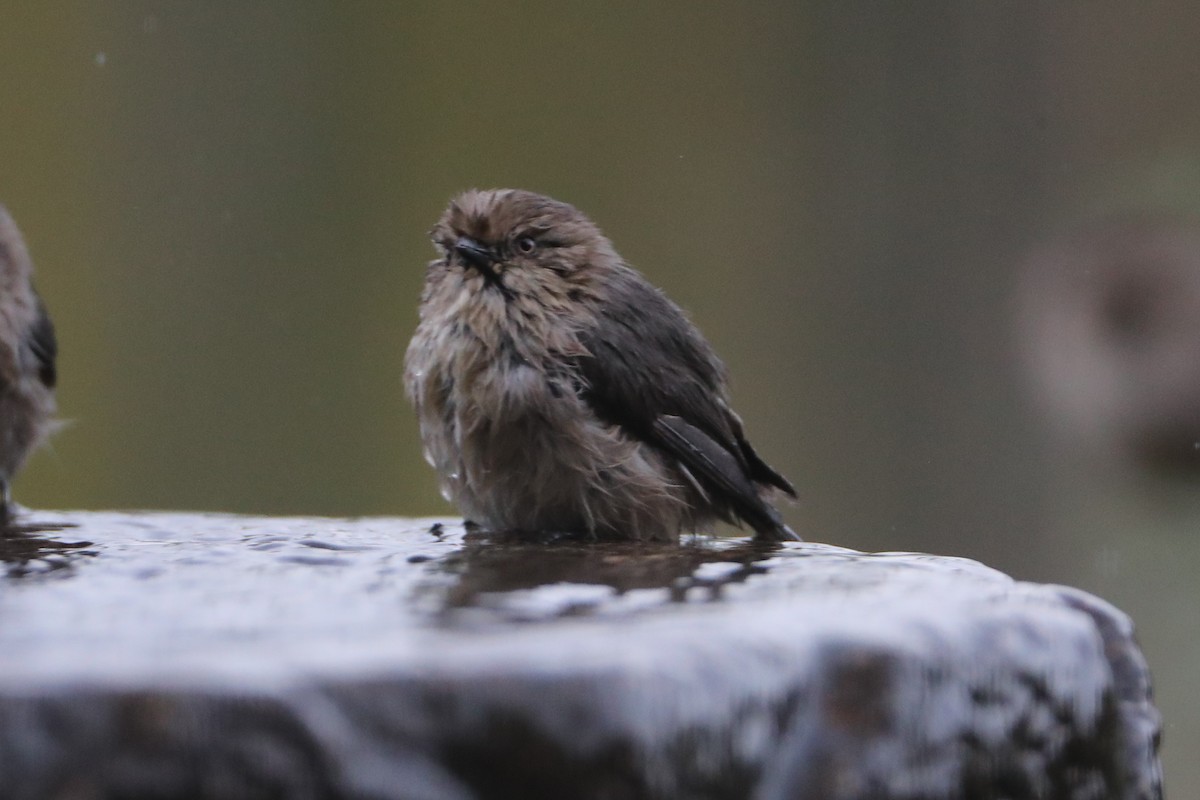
[515, 236, 537, 255]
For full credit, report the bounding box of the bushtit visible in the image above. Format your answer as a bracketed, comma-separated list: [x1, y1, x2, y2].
[405, 189, 797, 542]
[0, 206, 57, 520]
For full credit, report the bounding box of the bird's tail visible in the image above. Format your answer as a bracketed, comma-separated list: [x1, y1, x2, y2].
[753, 519, 802, 542]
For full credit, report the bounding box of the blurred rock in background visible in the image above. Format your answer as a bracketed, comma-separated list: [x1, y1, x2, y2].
[1021, 211, 1200, 475]
[1018, 158, 1200, 800]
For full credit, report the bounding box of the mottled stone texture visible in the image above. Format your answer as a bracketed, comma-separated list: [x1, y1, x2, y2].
[0, 512, 1162, 799]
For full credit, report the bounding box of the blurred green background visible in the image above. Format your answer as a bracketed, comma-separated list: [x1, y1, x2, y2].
[2, 2, 1198, 793]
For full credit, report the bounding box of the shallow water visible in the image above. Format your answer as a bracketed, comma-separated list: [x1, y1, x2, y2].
[0, 511, 1161, 799]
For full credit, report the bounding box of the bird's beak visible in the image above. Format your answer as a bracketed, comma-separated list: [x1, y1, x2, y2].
[453, 236, 494, 273]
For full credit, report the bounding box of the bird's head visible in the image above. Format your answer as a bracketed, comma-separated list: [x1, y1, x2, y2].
[0, 206, 34, 286]
[428, 189, 620, 300]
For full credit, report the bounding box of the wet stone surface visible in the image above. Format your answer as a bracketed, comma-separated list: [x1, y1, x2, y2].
[0, 511, 1163, 800]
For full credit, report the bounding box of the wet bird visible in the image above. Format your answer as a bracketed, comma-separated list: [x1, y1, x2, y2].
[0, 206, 56, 522]
[405, 189, 797, 542]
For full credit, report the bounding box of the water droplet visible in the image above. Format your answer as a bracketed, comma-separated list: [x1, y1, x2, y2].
[439, 485, 453, 502]
[94, 52, 107, 67]
[422, 447, 436, 467]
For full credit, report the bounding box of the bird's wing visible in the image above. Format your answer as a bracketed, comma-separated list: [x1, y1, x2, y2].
[22, 293, 57, 389]
[573, 268, 795, 536]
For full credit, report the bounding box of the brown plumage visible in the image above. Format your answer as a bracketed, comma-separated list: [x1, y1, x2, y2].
[0, 206, 57, 519]
[404, 189, 796, 542]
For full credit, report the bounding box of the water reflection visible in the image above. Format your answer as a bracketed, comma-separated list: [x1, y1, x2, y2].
[419, 525, 786, 621]
[0, 518, 93, 579]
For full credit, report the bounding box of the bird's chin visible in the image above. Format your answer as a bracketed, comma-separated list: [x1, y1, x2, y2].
[446, 270, 510, 307]
[469, 268, 512, 298]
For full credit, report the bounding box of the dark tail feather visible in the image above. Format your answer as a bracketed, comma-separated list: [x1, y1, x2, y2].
[753, 520, 802, 542]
